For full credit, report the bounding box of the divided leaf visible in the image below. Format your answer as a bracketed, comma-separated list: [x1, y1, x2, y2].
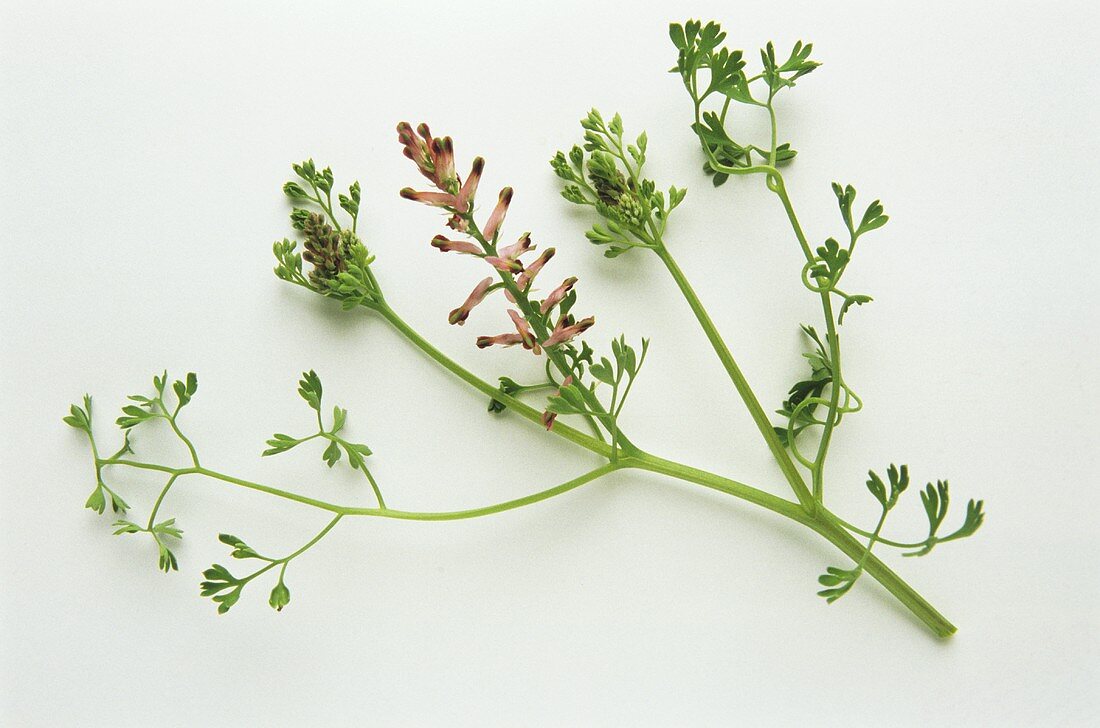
[298, 370, 323, 411]
[200, 564, 245, 614]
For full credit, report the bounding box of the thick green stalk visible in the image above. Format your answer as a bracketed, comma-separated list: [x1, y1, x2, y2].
[632, 454, 955, 636]
[652, 245, 815, 510]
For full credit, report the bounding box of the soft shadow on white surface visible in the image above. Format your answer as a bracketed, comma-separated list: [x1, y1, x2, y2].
[1, 0, 1097, 725]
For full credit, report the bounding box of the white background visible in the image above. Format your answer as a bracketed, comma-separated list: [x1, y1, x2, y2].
[2, 1, 1097, 725]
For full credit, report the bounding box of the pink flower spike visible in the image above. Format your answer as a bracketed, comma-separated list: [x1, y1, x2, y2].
[540, 276, 578, 314]
[431, 235, 483, 256]
[476, 332, 524, 349]
[455, 157, 484, 213]
[507, 309, 540, 353]
[498, 232, 534, 261]
[400, 187, 457, 208]
[448, 276, 494, 326]
[516, 248, 556, 290]
[542, 315, 595, 348]
[481, 187, 513, 241]
[485, 255, 524, 274]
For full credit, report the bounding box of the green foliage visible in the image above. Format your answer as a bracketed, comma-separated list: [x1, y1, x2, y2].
[552, 110, 684, 256]
[63, 395, 93, 434]
[218, 533, 264, 560]
[113, 517, 183, 572]
[866, 464, 909, 509]
[200, 564, 245, 614]
[275, 162, 381, 305]
[546, 335, 650, 440]
[265, 371, 373, 472]
[818, 464, 908, 603]
[273, 238, 308, 285]
[905, 481, 986, 557]
[760, 40, 820, 93]
[832, 182, 889, 240]
[837, 294, 873, 324]
[817, 565, 860, 603]
[298, 370, 323, 411]
[774, 325, 833, 447]
[671, 19, 815, 183]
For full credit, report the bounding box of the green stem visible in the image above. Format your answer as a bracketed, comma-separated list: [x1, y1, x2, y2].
[771, 175, 844, 503]
[628, 453, 955, 637]
[652, 245, 815, 510]
[375, 301, 613, 460]
[165, 413, 201, 467]
[282, 514, 342, 561]
[105, 443, 952, 634]
[362, 466, 386, 509]
[192, 463, 619, 520]
[146, 474, 178, 530]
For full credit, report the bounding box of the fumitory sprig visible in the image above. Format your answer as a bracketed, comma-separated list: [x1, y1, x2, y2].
[66, 18, 984, 637]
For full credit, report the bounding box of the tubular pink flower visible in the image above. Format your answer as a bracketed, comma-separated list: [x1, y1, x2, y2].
[430, 136, 456, 188]
[446, 213, 470, 233]
[498, 232, 534, 261]
[507, 309, 540, 353]
[455, 157, 484, 213]
[397, 122, 434, 181]
[482, 187, 513, 241]
[431, 235, 484, 256]
[400, 187, 457, 208]
[484, 255, 524, 273]
[476, 332, 524, 349]
[542, 315, 595, 348]
[540, 277, 578, 314]
[516, 248, 556, 290]
[448, 276, 494, 326]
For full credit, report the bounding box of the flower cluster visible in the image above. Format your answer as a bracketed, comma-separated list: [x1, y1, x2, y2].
[301, 212, 355, 288]
[397, 122, 595, 355]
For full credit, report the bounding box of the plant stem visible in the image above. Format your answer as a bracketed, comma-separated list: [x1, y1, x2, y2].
[770, 175, 844, 503]
[191, 463, 620, 520]
[375, 301, 612, 460]
[652, 244, 815, 510]
[609, 454, 955, 637]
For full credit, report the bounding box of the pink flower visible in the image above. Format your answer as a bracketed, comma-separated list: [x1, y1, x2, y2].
[397, 122, 434, 181]
[498, 232, 533, 260]
[446, 214, 470, 233]
[455, 157, 484, 214]
[484, 233, 534, 275]
[484, 255, 524, 273]
[448, 277, 495, 326]
[542, 375, 574, 430]
[542, 315, 595, 348]
[400, 187, 457, 208]
[482, 187, 513, 241]
[540, 277, 577, 314]
[430, 136, 456, 188]
[507, 309, 540, 353]
[476, 333, 524, 349]
[516, 248, 556, 290]
[431, 235, 483, 256]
